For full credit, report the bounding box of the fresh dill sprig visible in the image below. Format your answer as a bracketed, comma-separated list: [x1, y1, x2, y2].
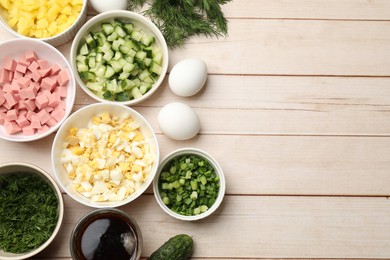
[128, 0, 232, 48]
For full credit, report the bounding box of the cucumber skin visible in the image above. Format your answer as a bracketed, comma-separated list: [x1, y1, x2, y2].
[148, 234, 193, 260]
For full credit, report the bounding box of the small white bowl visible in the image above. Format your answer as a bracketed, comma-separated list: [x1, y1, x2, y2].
[153, 148, 226, 221]
[70, 10, 169, 106]
[51, 103, 159, 208]
[0, 38, 76, 142]
[0, 0, 88, 46]
[0, 162, 64, 260]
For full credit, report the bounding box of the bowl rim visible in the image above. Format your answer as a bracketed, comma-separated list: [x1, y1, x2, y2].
[153, 147, 226, 221]
[69, 208, 143, 260]
[69, 10, 169, 106]
[0, 0, 88, 41]
[0, 162, 64, 260]
[0, 38, 76, 142]
[51, 102, 160, 208]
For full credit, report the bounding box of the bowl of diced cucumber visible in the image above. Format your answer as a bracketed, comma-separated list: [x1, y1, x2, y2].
[70, 10, 169, 105]
[153, 148, 226, 221]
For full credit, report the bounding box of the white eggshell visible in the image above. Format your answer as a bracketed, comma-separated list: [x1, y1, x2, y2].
[158, 102, 200, 140]
[169, 58, 207, 97]
[89, 0, 128, 13]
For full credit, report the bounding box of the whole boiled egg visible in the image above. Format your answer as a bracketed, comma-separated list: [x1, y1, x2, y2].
[89, 0, 128, 13]
[169, 58, 208, 97]
[158, 102, 200, 140]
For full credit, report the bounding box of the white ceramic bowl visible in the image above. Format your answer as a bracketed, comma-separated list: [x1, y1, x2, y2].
[70, 10, 169, 106]
[0, 0, 87, 46]
[0, 162, 64, 260]
[153, 148, 226, 221]
[0, 38, 76, 142]
[51, 103, 160, 208]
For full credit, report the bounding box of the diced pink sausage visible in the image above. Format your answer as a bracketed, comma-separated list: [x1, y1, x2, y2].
[40, 77, 57, 91]
[26, 110, 34, 121]
[44, 106, 54, 113]
[30, 82, 40, 91]
[37, 109, 51, 124]
[30, 114, 41, 129]
[16, 114, 30, 128]
[0, 112, 5, 124]
[28, 61, 39, 72]
[3, 83, 11, 93]
[13, 71, 23, 79]
[8, 71, 14, 82]
[31, 72, 42, 83]
[18, 109, 27, 116]
[50, 64, 61, 76]
[19, 88, 29, 100]
[46, 117, 58, 127]
[3, 57, 17, 71]
[0, 68, 9, 84]
[4, 92, 17, 107]
[15, 63, 27, 74]
[18, 56, 30, 67]
[37, 59, 49, 69]
[18, 100, 26, 109]
[35, 93, 49, 109]
[51, 106, 65, 122]
[47, 93, 58, 107]
[22, 125, 35, 135]
[6, 109, 18, 121]
[25, 50, 37, 63]
[25, 86, 38, 100]
[25, 100, 36, 111]
[54, 86, 68, 98]
[17, 77, 32, 88]
[11, 82, 20, 93]
[39, 68, 52, 78]
[0, 91, 5, 106]
[57, 70, 69, 86]
[37, 124, 49, 134]
[4, 120, 22, 134]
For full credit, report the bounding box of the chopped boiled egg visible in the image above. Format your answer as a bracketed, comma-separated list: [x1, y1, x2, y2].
[61, 112, 155, 202]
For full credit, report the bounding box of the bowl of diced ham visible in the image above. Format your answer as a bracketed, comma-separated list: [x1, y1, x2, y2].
[0, 38, 76, 142]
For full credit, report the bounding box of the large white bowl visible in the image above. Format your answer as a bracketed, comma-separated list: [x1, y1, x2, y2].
[51, 103, 160, 208]
[70, 10, 169, 106]
[153, 148, 226, 221]
[0, 0, 88, 46]
[0, 162, 64, 260]
[0, 38, 76, 142]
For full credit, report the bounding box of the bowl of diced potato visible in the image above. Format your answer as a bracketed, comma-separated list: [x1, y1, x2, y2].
[51, 102, 160, 208]
[0, 0, 88, 46]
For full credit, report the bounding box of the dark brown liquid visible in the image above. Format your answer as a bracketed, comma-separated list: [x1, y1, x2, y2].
[73, 213, 137, 260]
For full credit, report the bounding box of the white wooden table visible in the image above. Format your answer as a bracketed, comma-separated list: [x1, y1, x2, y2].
[1, 1, 390, 259]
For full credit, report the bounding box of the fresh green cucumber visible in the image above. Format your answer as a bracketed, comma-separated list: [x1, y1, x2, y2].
[148, 234, 193, 260]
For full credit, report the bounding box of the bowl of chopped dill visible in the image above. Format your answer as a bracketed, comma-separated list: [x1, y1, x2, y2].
[0, 162, 64, 260]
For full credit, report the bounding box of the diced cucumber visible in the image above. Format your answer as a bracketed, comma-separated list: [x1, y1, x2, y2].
[101, 23, 114, 35]
[76, 19, 165, 102]
[123, 23, 134, 34]
[104, 66, 115, 78]
[85, 33, 96, 48]
[131, 87, 142, 99]
[131, 30, 143, 41]
[114, 25, 126, 38]
[79, 43, 89, 55]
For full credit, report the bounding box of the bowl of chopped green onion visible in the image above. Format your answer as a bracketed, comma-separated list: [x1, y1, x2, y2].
[70, 10, 169, 106]
[0, 162, 64, 259]
[153, 148, 226, 221]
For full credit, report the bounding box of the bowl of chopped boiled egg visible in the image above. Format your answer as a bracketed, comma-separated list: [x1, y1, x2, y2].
[0, 0, 88, 46]
[51, 103, 159, 208]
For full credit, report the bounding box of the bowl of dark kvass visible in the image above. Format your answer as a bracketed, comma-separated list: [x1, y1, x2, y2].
[70, 208, 142, 260]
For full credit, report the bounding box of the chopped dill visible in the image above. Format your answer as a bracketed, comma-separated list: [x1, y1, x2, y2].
[0, 173, 59, 254]
[128, 0, 232, 48]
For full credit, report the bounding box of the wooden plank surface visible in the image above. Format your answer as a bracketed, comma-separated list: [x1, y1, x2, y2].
[1, 0, 390, 259]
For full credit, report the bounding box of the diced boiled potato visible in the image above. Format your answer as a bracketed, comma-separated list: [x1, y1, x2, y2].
[1, 0, 83, 38]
